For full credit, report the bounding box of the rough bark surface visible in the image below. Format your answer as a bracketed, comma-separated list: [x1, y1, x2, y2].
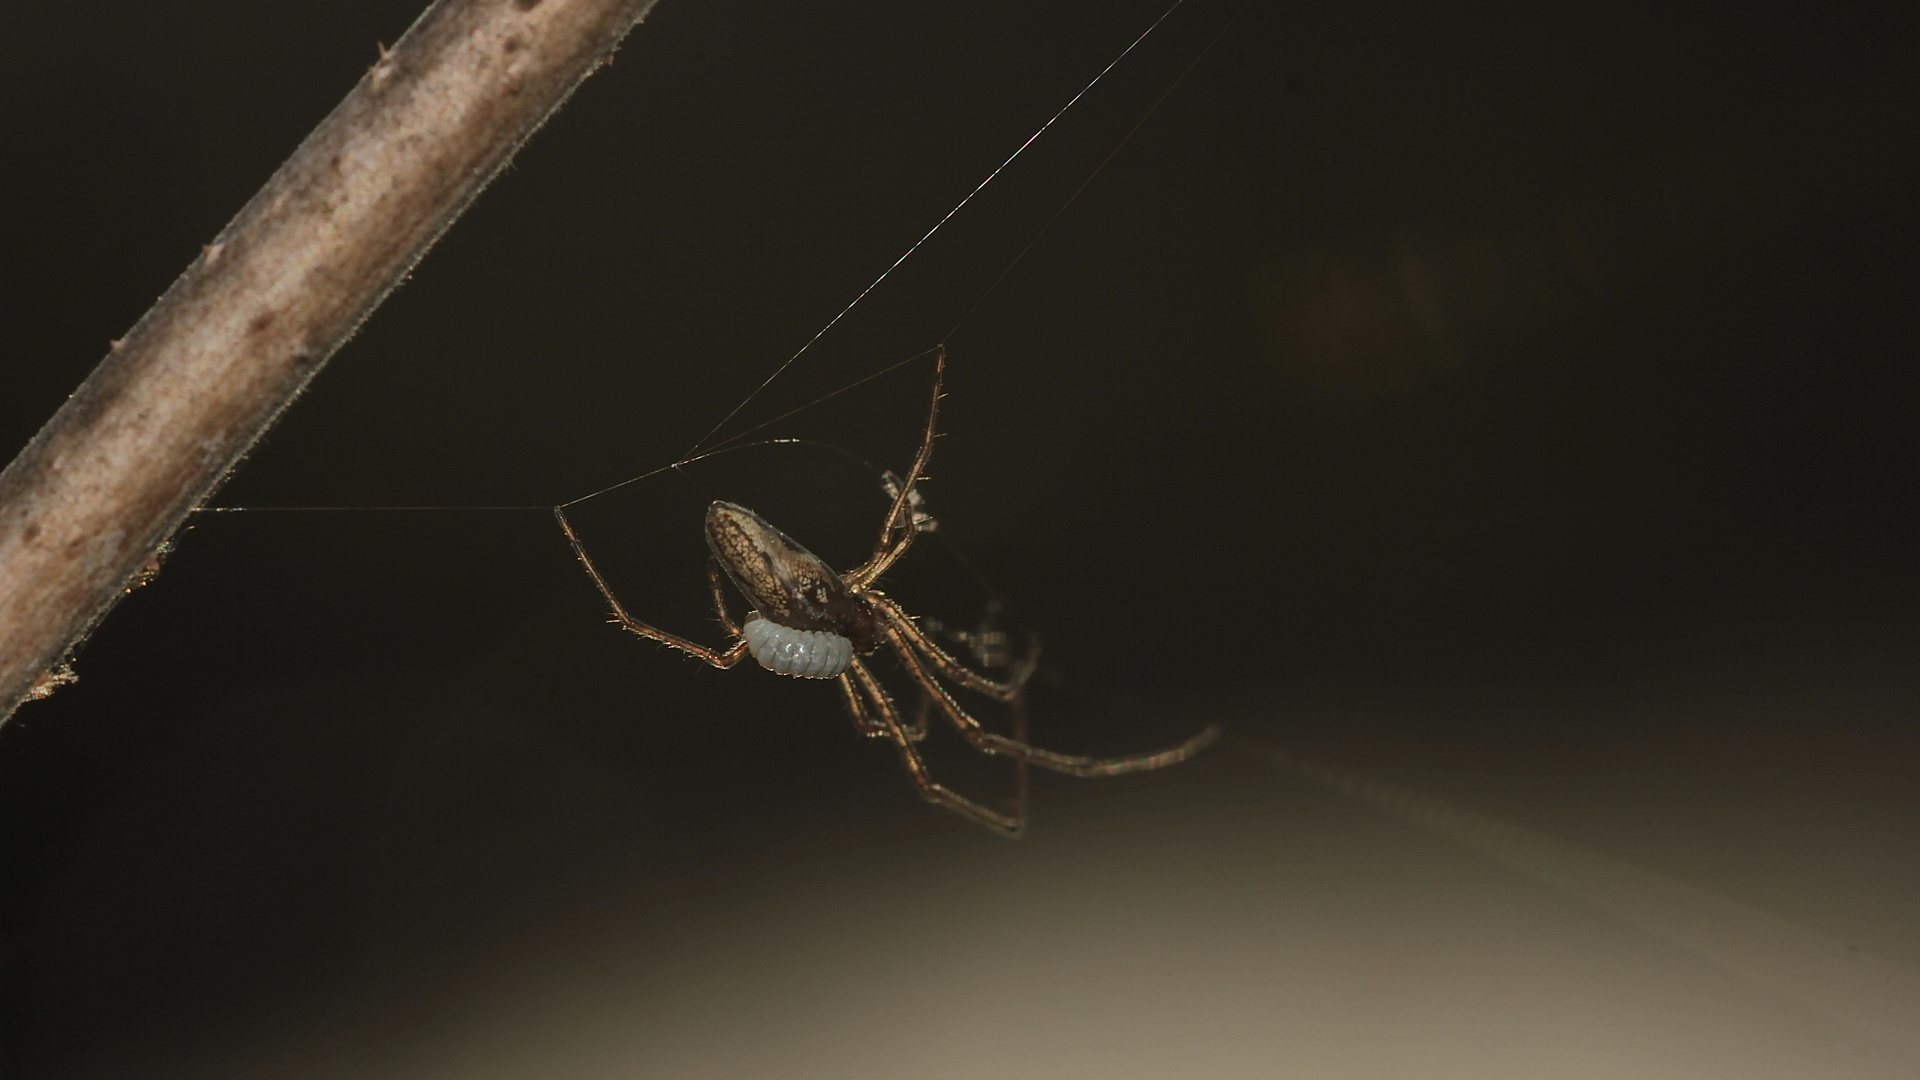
[0, 0, 662, 723]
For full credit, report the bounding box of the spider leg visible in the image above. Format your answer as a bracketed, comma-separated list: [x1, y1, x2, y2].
[883, 625, 1221, 777]
[837, 670, 892, 737]
[840, 667, 930, 742]
[848, 526, 916, 593]
[868, 593, 1035, 701]
[555, 507, 748, 669]
[707, 558, 742, 637]
[849, 656, 1024, 837]
[846, 346, 945, 589]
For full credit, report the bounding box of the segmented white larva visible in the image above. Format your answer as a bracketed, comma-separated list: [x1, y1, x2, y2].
[741, 613, 853, 680]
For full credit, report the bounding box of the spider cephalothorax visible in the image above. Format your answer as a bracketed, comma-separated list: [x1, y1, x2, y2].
[555, 347, 1217, 836]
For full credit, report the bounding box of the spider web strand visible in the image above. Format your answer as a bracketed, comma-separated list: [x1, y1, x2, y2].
[683, 0, 1190, 458]
[945, 0, 1256, 341]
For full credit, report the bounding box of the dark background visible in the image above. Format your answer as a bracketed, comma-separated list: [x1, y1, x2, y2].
[1, 1, 1915, 1075]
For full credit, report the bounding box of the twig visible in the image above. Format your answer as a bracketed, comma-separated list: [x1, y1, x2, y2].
[0, 0, 662, 723]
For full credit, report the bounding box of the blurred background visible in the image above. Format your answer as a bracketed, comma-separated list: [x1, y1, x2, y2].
[1, 1, 1915, 1076]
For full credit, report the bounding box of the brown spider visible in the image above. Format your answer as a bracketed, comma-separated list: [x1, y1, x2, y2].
[553, 347, 1218, 836]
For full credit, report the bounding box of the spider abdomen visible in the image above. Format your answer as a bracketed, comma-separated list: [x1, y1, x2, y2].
[742, 614, 853, 679]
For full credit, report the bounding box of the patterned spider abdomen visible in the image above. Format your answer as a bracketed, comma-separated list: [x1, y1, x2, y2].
[741, 614, 853, 679]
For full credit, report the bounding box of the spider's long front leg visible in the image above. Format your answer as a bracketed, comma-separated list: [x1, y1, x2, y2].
[884, 626, 1220, 777]
[846, 346, 945, 590]
[868, 594, 1035, 701]
[555, 507, 748, 669]
[848, 656, 1024, 837]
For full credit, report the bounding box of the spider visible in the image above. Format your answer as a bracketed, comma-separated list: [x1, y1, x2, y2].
[553, 347, 1219, 836]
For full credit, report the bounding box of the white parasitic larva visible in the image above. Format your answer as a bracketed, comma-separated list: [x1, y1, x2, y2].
[741, 613, 853, 679]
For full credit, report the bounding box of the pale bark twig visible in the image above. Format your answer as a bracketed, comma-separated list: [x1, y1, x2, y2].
[0, 0, 662, 723]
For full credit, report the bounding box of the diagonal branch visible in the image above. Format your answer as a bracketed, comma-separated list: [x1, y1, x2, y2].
[0, 0, 662, 723]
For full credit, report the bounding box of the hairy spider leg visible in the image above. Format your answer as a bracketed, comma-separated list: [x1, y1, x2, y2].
[846, 346, 946, 590]
[866, 592, 1035, 701]
[880, 618, 1222, 777]
[885, 593, 1038, 765]
[848, 654, 1026, 837]
[706, 559, 742, 637]
[555, 506, 750, 669]
[837, 670, 893, 738]
[894, 604, 1036, 803]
